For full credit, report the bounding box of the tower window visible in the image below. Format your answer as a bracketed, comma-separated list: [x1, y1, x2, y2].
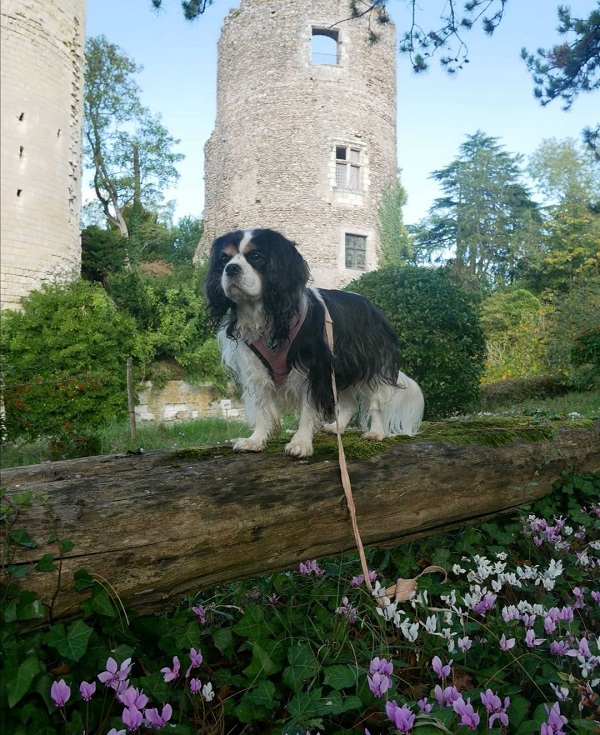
[311, 29, 339, 65]
[335, 145, 362, 191]
[345, 233, 367, 270]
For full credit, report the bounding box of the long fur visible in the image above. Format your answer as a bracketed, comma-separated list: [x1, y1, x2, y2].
[206, 228, 424, 457]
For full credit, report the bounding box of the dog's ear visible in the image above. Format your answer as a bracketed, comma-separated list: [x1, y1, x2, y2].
[257, 230, 310, 345]
[204, 238, 235, 330]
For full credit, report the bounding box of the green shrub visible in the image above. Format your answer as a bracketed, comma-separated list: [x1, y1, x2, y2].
[478, 375, 570, 410]
[348, 266, 485, 418]
[571, 324, 600, 377]
[1, 280, 146, 453]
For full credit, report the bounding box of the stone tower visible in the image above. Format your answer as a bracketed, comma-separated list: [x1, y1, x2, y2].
[1, 0, 86, 310]
[199, 0, 397, 288]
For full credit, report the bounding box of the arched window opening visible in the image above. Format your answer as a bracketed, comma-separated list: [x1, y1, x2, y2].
[311, 29, 339, 65]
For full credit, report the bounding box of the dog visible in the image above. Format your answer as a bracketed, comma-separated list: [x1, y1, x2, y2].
[205, 228, 424, 458]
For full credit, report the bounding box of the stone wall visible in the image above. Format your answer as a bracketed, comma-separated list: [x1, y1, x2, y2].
[136, 380, 244, 423]
[198, 0, 397, 289]
[1, 0, 86, 311]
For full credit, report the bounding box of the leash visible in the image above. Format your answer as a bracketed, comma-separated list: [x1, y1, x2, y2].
[320, 295, 446, 607]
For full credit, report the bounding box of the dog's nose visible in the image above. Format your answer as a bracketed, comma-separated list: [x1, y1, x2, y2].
[225, 262, 242, 277]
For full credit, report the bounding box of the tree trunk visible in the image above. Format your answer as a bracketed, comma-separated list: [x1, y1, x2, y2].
[2, 425, 598, 624]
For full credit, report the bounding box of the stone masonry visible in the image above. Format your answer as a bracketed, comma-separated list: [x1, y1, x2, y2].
[1, 0, 86, 311]
[198, 0, 397, 288]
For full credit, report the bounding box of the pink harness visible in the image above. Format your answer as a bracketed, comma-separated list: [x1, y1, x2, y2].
[246, 298, 308, 385]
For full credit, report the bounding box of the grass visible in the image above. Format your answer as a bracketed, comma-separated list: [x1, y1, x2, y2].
[477, 385, 600, 420]
[1, 387, 597, 470]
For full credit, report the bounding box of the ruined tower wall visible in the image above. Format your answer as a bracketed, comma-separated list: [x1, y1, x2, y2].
[1, 0, 86, 310]
[199, 0, 397, 288]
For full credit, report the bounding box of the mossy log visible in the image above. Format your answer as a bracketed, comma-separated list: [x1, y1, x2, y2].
[1, 420, 599, 624]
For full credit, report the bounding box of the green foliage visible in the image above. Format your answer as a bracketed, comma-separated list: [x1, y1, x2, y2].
[81, 224, 127, 283]
[481, 289, 548, 382]
[571, 324, 600, 386]
[347, 265, 485, 418]
[545, 278, 600, 384]
[1, 472, 598, 734]
[377, 173, 415, 268]
[1, 280, 146, 451]
[411, 132, 541, 291]
[478, 375, 570, 411]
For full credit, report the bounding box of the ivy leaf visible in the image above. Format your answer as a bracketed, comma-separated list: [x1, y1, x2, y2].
[235, 680, 278, 723]
[232, 605, 270, 640]
[323, 664, 357, 690]
[36, 554, 57, 572]
[243, 640, 285, 678]
[10, 528, 38, 548]
[282, 643, 319, 692]
[212, 627, 233, 657]
[90, 588, 117, 617]
[6, 655, 41, 707]
[287, 688, 323, 719]
[44, 620, 93, 661]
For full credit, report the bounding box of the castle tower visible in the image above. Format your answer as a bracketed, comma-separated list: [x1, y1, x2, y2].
[198, 0, 397, 288]
[1, 0, 86, 310]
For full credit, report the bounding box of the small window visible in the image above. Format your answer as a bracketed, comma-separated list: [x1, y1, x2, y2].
[334, 145, 362, 191]
[345, 233, 367, 270]
[311, 28, 339, 65]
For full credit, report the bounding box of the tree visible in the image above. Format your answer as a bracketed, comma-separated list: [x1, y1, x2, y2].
[84, 36, 184, 252]
[521, 4, 600, 158]
[411, 132, 541, 290]
[524, 138, 600, 292]
[377, 173, 414, 268]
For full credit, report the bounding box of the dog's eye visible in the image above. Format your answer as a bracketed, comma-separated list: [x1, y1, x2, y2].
[245, 250, 263, 264]
[219, 253, 231, 266]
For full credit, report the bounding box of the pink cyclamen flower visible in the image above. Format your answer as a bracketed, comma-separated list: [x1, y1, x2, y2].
[122, 705, 143, 731]
[370, 657, 393, 677]
[79, 680, 96, 701]
[299, 559, 324, 576]
[161, 656, 181, 683]
[98, 657, 133, 689]
[190, 677, 202, 694]
[119, 686, 148, 710]
[50, 679, 71, 707]
[434, 684, 461, 708]
[145, 703, 173, 728]
[525, 629, 545, 648]
[386, 701, 415, 734]
[481, 689, 510, 728]
[418, 697, 433, 713]
[368, 670, 391, 697]
[431, 655, 453, 679]
[192, 605, 207, 624]
[453, 697, 481, 730]
[458, 636, 472, 652]
[185, 647, 203, 678]
[499, 634, 516, 651]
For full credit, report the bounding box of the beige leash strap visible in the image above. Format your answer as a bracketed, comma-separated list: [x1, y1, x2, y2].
[320, 295, 445, 607]
[321, 302, 374, 594]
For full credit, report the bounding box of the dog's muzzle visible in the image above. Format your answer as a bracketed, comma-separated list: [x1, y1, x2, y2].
[225, 263, 242, 278]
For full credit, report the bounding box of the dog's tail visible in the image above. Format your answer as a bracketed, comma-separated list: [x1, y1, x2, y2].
[383, 371, 424, 436]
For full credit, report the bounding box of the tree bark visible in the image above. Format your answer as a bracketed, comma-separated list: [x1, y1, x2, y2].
[2, 425, 598, 624]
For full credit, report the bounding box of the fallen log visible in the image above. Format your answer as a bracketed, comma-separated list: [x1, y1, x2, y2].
[1, 421, 598, 624]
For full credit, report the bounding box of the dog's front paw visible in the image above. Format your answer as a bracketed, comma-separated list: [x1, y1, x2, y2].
[362, 431, 386, 442]
[285, 439, 314, 458]
[320, 421, 339, 435]
[233, 437, 267, 453]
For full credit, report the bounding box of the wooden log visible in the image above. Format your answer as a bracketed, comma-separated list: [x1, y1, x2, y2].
[1, 423, 598, 624]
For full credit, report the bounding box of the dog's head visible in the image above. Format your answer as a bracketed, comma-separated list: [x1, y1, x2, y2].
[205, 228, 310, 341]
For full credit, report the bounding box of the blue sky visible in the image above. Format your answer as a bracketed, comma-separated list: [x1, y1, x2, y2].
[85, 0, 598, 225]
